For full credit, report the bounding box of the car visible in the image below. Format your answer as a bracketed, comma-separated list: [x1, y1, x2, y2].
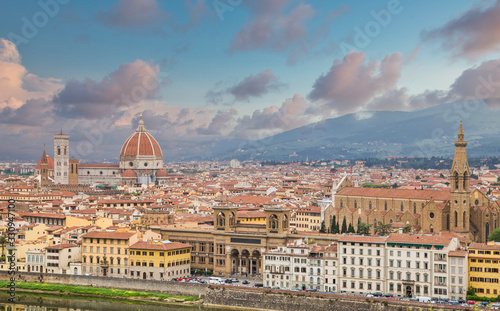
[242, 280, 250, 284]
[449, 300, 459, 305]
[458, 298, 466, 304]
[254, 283, 264, 288]
[372, 292, 383, 297]
[231, 278, 239, 283]
[225, 279, 232, 283]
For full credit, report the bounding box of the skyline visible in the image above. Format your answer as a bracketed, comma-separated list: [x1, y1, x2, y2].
[1, 0, 500, 161]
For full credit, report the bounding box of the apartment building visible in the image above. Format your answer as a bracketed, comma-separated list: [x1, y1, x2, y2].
[385, 234, 459, 299]
[338, 235, 387, 295]
[45, 243, 81, 274]
[468, 242, 500, 298]
[323, 244, 338, 293]
[448, 249, 467, 301]
[129, 240, 191, 280]
[81, 231, 138, 277]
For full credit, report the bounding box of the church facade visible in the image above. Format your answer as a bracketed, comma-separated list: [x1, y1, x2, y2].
[325, 122, 499, 243]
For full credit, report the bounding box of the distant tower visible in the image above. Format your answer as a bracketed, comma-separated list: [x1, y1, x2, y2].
[69, 158, 79, 185]
[40, 147, 51, 187]
[54, 131, 70, 184]
[450, 121, 470, 234]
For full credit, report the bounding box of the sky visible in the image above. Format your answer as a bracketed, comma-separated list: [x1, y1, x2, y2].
[1, 0, 500, 162]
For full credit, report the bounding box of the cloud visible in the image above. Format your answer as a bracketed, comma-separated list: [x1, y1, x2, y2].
[231, 93, 311, 139]
[206, 69, 285, 104]
[52, 59, 163, 119]
[0, 98, 51, 126]
[0, 38, 62, 105]
[230, 0, 314, 52]
[196, 109, 238, 135]
[183, 0, 211, 31]
[422, 1, 500, 59]
[308, 52, 403, 116]
[448, 59, 500, 109]
[96, 0, 170, 32]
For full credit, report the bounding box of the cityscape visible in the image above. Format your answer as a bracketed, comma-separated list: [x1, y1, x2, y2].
[2, 1, 500, 310]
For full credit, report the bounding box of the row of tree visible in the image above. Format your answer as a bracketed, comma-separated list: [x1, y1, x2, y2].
[319, 216, 410, 236]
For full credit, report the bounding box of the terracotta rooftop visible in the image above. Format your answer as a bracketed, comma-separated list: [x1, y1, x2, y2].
[337, 187, 450, 201]
[386, 233, 453, 245]
[82, 231, 136, 240]
[129, 240, 191, 251]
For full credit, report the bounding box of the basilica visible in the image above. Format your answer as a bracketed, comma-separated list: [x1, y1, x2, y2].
[325, 122, 497, 243]
[36, 115, 169, 186]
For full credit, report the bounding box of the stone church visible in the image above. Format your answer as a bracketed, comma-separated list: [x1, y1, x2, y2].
[325, 122, 499, 243]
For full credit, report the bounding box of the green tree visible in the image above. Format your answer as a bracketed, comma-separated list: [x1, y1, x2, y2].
[336, 221, 340, 234]
[319, 221, 326, 233]
[467, 286, 475, 296]
[341, 218, 347, 233]
[439, 173, 445, 178]
[0, 235, 7, 258]
[391, 183, 399, 189]
[376, 222, 392, 236]
[347, 223, 355, 233]
[402, 225, 412, 234]
[330, 216, 336, 234]
[488, 227, 500, 241]
[357, 222, 372, 235]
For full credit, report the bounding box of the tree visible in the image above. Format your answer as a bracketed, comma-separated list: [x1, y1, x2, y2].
[336, 221, 340, 234]
[391, 183, 399, 189]
[488, 227, 500, 242]
[376, 222, 392, 236]
[467, 286, 475, 296]
[357, 222, 372, 235]
[0, 235, 7, 258]
[341, 218, 347, 234]
[330, 216, 336, 234]
[347, 223, 355, 233]
[439, 173, 445, 178]
[402, 225, 412, 234]
[319, 221, 326, 233]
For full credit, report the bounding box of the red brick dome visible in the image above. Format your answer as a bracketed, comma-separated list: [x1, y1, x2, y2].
[156, 169, 168, 178]
[36, 156, 54, 170]
[122, 169, 137, 178]
[120, 116, 162, 158]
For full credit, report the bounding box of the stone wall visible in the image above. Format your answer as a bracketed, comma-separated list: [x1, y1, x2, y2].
[0, 272, 468, 311]
[0, 271, 206, 298]
[204, 286, 469, 311]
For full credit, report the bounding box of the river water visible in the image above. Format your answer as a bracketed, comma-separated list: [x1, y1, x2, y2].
[0, 295, 251, 311]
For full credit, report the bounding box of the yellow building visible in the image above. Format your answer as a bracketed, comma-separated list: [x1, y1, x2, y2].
[81, 231, 138, 278]
[296, 205, 322, 231]
[238, 211, 266, 225]
[129, 240, 191, 280]
[468, 241, 500, 297]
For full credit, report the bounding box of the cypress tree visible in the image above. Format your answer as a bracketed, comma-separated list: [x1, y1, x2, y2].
[341, 218, 347, 233]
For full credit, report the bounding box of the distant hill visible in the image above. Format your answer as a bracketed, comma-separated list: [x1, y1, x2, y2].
[207, 102, 500, 161]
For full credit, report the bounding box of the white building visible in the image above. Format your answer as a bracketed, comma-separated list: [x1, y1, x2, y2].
[53, 132, 69, 184]
[338, 235, 387, 295]
[385, 233, 460, 299]
[323, 244, 338, 293]
[448, 249, 467, 301]
[25, 249, 46, 273]
[45, 244, 81, 274]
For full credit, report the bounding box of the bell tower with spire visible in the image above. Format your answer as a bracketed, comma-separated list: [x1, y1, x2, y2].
[450, 121, 470, 233]
[40, 147, 51, 187]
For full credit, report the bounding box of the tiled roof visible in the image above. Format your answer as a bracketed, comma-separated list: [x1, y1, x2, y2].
[336, 187, 450, 201]
[130, 241, 191, 250]
[469, 242, 500, 250]
[46, 243, 79, 250]
[386, 233, 453, 245]
[82, 231, 136, 240]
[338, 235, 388, 243]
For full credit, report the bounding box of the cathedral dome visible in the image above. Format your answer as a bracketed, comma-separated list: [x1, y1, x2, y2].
[122, 169, 137, 178]
[120, 115, 162, 158]
[156, 169, 168, 178]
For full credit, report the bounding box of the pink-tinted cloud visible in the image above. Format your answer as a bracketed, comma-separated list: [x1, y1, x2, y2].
[231, 93, 310, 139]
[448, 59, 500, 109]
[196, 109, 238, 135]
[422, 1, 500, 59]
[230, 0, 314, 52]
[308, 52, 402, 116]
[52, 59, 163, 119]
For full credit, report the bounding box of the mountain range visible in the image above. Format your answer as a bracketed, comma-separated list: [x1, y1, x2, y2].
[191, 102, 500, 162]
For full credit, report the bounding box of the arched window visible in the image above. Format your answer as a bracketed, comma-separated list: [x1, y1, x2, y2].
[385, 201, 387, 211]
[413, 203, 416, 214]
[446, 214, 450, 230]
[374, 218, 377, 233]
[463, 173, 467, 191]
[369, 201, 372, 210]
[57, 147, 60, 155]
[401, 202, 404, 212]
[486, 222, 490, 240]
[340, 200, 343, 208]
[454, 211, 458, 228]
[354, 200, 357, 209]
[463, 211, 467, 229]
[454, 172, 459, 190]
[495, 219, 497, 229]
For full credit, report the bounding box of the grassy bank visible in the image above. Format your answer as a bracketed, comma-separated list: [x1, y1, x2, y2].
[0, 281, 199, 301]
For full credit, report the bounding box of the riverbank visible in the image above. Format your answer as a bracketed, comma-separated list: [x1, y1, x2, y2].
[0, 281, 201, 305]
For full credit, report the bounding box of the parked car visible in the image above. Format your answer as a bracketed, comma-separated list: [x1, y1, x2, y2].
[231, 278, 239, 283]
[242, 280, 250, 284]
[225, 279, 232, 283]
[254, 283, 264, 288]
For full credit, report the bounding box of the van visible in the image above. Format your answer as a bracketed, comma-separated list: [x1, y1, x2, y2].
[417, 296, 431, 303]
[209, 277, 223, 284]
